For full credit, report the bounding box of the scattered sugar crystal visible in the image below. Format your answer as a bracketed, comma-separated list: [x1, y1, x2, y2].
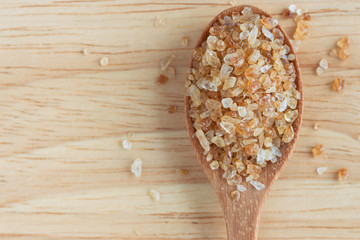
[237, 184, 247, 192]
[250, 180, 265, 190]
[182, 36, 189, 47]
[131, 158, 142, 178]
[312, 144, 325, 157]
[160, 54, 176, 72]
[221, 98, 233, 108]
[316, 67, 324, 76]
[316, 167, 327, 175]
[168, 105, 177, 114]
[329, 48, 338, 56]
[314, 122, 320, 130]
[338, 168, 349, 181]
[231, 190, 240, 200]
[319, 58, 328, 70]
[122, 139, 132, 150]
[288, 4, 297, 13]
[332, 78, 345, 93]
[148, 189, 160, 201]
[83, 48, 90, 56]
[157, 74, 168, 85]
[296, 8, 303, 16]
[290, 39, 302, 52]
[99, 57, 109, 66]
[154, 16, 166, 27]
[134, 230, 141, 236]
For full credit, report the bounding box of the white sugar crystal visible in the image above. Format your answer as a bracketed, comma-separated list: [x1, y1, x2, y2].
[222, 98, 233, 108]
[296, 8, 303, 16]
[237, 184, 247, 192]
[237, 106, 247, 117]
[154, 16, 166, 27]
[250, 180, 265, 190]
[316, 66, 324, 76]
[99, 57, 109, 66]
[131, 158, 142, 177]
[288, 4, 297, 13]
[148, 189, 160, 201]
[316, 167, 327, 175]
[83, 48, 90, 56]
[122, 139, 133, 150]
[319, 58, 328, 70]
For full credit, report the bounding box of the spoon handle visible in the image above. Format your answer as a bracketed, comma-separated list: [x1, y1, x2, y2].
[219, 189, 266, 240]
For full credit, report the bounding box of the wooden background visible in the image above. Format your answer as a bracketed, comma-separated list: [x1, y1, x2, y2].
[0, 0, 359, 239]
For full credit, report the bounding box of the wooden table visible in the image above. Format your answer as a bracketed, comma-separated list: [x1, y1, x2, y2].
[0, 0, 359, 239]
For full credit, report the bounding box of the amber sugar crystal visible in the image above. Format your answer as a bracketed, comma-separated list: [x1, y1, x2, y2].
[157, 74, 168, 85]
[338, 168, 349, 181]
[312, 144, 325, 157]
[332, 78, 345, 93]
[186, 7, 300, 192]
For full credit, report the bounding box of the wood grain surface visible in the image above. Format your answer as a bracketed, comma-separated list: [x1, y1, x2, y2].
[0, 0, 359, 239]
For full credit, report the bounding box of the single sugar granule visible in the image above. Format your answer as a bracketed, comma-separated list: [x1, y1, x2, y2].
[338, 168, 349, 181]
[329, 48, 338, 56]
[236, 184, 247, 192]
[133, 230, 141, 236]
[250, 180, 265, 191]
[316, 67, 324, 76]
[99, 57, 109, 66]
[122, 139, 132, 150]
[319, 58, 328, 70]
[230, 190, 240, 200]
[168, 105, 177, 114]
[332, 78, 345, 93]
[176, 168, 189, 175]
[131, 158, 142, 177]
[314, 122, 320, 130]
[182, 36, 189, 47]
[83, 48, 90, 56]
[312, 144, 325, 157]
[148, 189, 160, 201]
[154, 16, 166, 27]
[156, 74, 168, 85]
[316, 166, 327, 175]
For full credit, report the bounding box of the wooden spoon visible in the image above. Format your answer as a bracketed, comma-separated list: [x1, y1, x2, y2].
[185, 5, 303, 240]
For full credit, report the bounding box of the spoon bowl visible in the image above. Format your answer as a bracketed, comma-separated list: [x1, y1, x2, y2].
[185, 5, 303, 240]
